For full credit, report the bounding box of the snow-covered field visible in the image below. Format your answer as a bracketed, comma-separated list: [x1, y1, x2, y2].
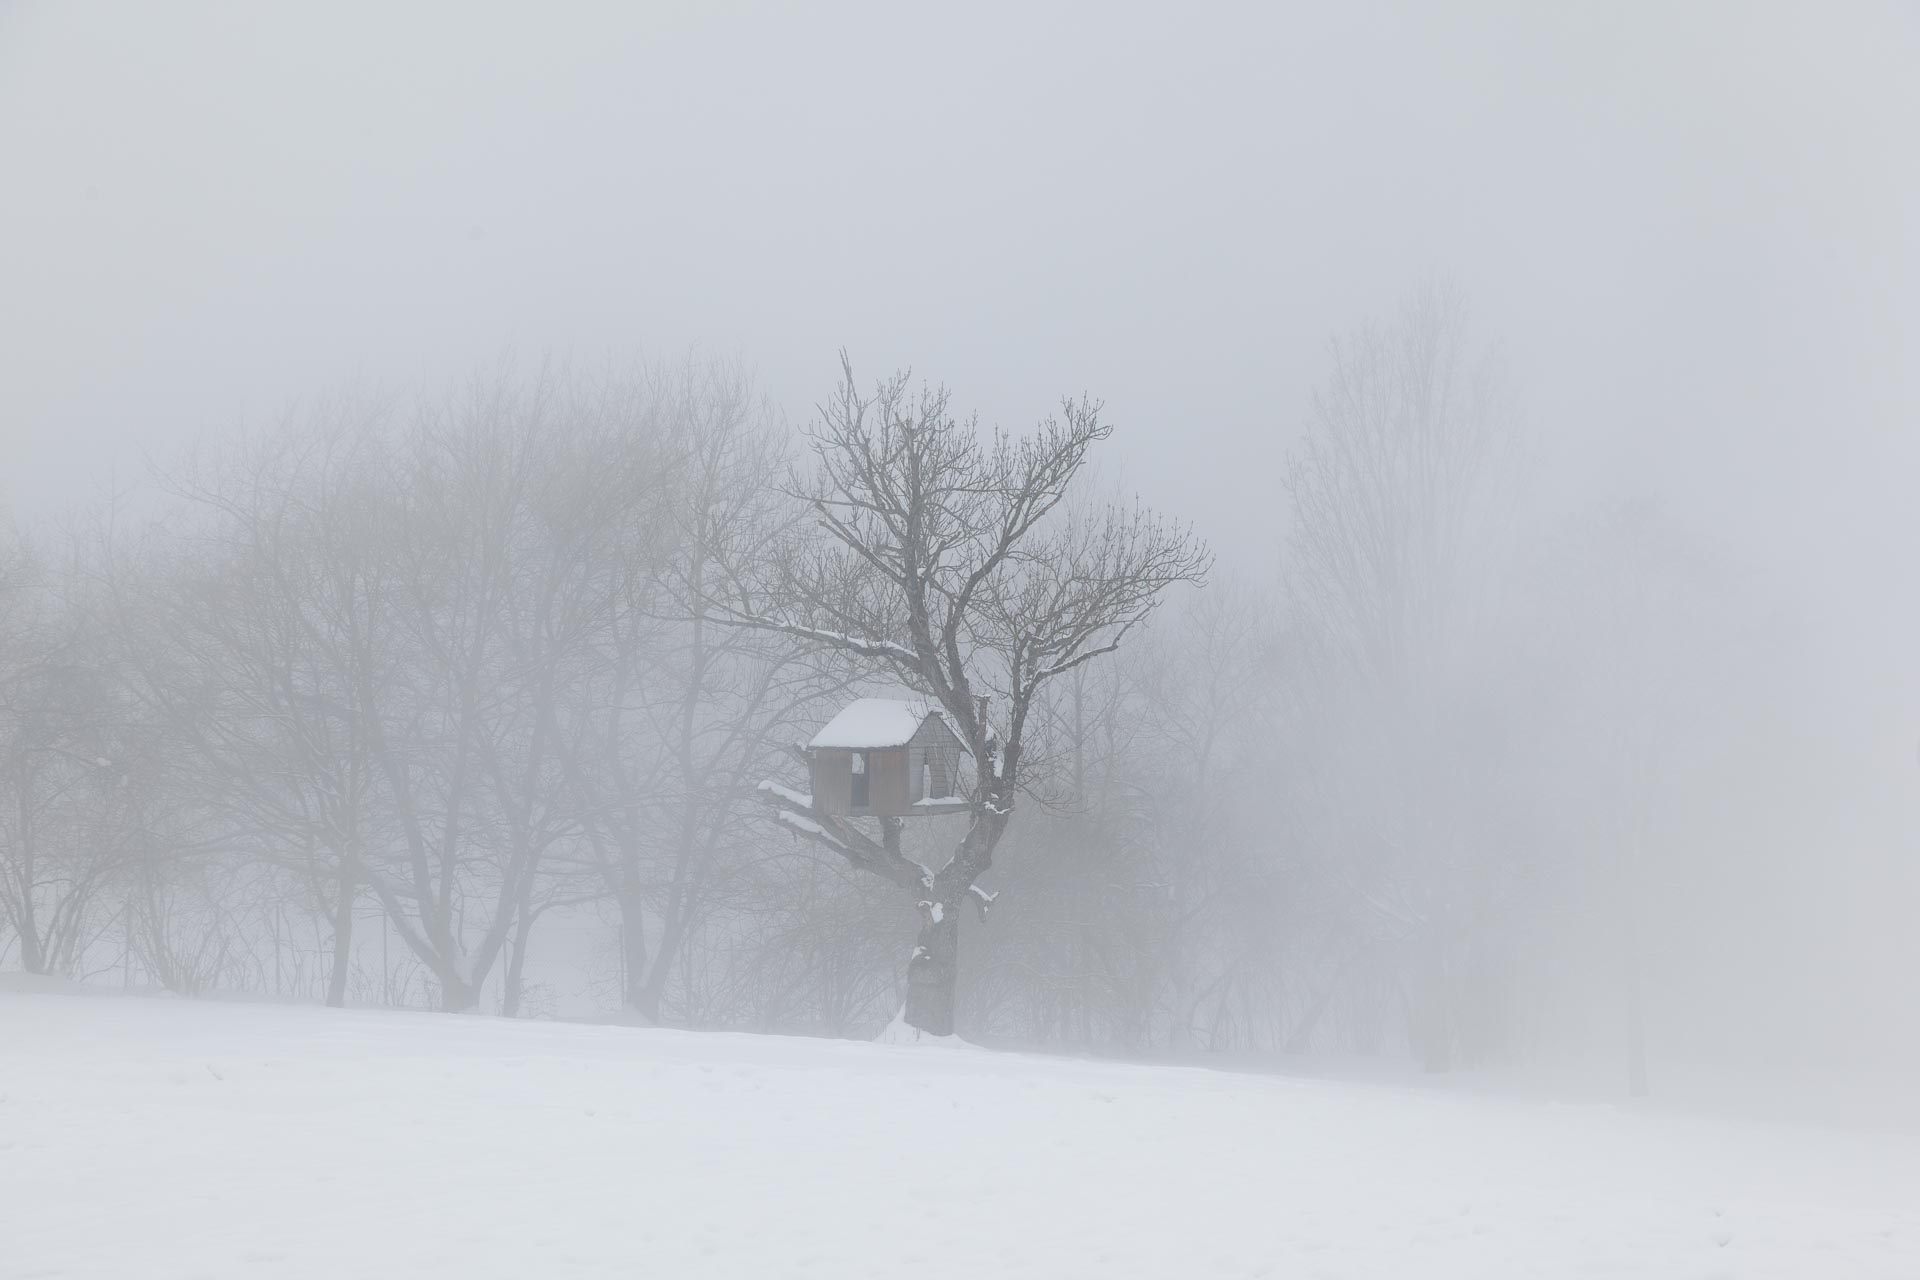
[4, 989, 1917, 1279]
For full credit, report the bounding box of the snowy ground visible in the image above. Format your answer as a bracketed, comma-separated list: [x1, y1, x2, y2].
[4, 989, 1917, 1279]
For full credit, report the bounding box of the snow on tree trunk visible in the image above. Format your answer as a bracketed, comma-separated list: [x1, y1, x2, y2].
[904, 904, 961, 1037]
[618, 876, 654, 1020]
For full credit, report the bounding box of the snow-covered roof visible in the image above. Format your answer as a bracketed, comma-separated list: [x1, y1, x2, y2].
[808, 698, 943, 750]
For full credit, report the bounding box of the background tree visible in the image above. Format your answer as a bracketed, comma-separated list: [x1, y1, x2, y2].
[553, 362, 842, 1023]
[1278, 282, 1523, 1071]
[0, 530, 143, 976]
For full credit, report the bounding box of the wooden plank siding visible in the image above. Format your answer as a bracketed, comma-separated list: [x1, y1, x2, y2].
[808, 710, 970, 817]
[810, 750, 852, 816]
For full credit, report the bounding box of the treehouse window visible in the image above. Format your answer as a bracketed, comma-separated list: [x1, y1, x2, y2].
[850, 751, 869, 809]
[909, 741, 961, 802]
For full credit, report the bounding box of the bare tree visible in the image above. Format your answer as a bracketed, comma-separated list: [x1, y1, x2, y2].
[1280, 282, 1523, 1071]
[111, 406, 401, 1007]
[535, 362, 840, 1023]
[1127, 582, 1286, 1051]
[0, 526, 154, 978]
[346, 369, 670, 1011]
[722, 358, 1209, 1037]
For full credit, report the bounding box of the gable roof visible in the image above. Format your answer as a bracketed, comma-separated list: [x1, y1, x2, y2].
[808, 698, 945, 750]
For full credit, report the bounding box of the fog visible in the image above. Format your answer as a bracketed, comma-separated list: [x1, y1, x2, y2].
[4, 0, 1919, 1140]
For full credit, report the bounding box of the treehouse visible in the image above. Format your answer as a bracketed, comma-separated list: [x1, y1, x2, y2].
[807, 698, 970, 818]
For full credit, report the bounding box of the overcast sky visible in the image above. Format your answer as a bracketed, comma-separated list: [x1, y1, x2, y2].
[3, 1, 1916, 596]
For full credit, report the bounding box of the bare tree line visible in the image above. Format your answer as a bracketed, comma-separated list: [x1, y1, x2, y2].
[1, 289, 1776, 1086]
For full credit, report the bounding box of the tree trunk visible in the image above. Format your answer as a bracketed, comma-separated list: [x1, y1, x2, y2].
[325, 862, 354, 1008]
[438, 974, 477, 1012]
[14, 841, 48, 974]
[617, 871, 656, 1020]
[639, 891, 692, 1023]
[903, 905, 961, 1036]
[502, 903, 532, 1019]
[896, 806, 1010, 1039]
[1286, 954, 1360, 1054]
[435, 952, 479, 1012]
[17, 903, 45, 975]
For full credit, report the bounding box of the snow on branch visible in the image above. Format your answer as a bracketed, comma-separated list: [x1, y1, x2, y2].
[712, 606, 919, 665]
[756, 779, 814, 809]
[774, 809, 831, 840]
[757, 774, 928, 892]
